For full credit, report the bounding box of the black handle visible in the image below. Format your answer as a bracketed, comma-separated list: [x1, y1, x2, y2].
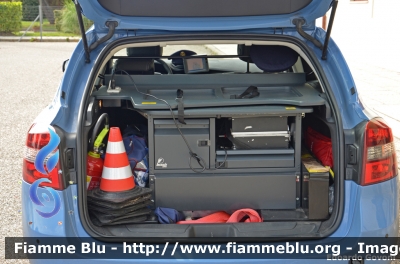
[177, 89, 183, 99]
[238, 85, 260, 99]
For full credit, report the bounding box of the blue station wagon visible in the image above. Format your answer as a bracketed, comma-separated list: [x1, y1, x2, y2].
[21, 0, 399, 263]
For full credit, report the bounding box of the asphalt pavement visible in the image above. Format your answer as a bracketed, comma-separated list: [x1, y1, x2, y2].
[0, 41, 399, 263]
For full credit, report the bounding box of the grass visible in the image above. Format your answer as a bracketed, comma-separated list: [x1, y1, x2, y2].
[21, 19, 56, 31]
[13, 31, 79, 37]
[18, 19, 80, 37]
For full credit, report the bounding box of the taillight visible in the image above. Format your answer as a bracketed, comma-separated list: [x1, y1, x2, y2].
[23, 123, 64, 190]
[361, 118, 398, 186]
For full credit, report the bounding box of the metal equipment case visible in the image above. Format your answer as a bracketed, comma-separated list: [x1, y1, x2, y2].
[231, 116, 289, 149]
[154, 119, 210, 170]
[145, 106, 312, 211]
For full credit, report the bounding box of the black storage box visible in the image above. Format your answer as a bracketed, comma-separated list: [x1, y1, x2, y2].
[152, 172, 297, 211]
[154, 119, 210, 170]
[216, 149, 294, 168]
[301, 153, 330, 220]
[231, 116, 289, 149]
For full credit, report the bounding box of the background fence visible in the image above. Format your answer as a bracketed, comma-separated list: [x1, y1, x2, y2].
[22, 4, 62, 23]
[0, 0, 92, 41]
[20, 3, 63, 40]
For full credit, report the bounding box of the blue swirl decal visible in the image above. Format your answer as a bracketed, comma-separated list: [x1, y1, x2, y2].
[29, 126, 61, 218]
[29, 178, 61, 218]
[34, 128, 60, 175]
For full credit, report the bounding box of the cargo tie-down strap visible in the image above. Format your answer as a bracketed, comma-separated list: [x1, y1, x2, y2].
[234, 85, 260, 99]
[176, 89, 186, 124]
[177, 208, 262, 224]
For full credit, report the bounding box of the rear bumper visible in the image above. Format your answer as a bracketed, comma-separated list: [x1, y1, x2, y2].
[22, 177, 399, 263]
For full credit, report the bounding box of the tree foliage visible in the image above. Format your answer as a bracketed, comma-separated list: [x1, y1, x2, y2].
[55, 0, 92, 34]
[0, 2, 22, 33]
[22, 0, 37, 21]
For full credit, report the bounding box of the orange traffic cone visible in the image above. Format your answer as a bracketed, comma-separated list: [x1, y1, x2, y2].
[99, 127, 135, 192]
[86, 124, 154, 226]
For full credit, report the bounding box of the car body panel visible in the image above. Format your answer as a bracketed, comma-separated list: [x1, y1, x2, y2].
[22, 179, 399, 262]
[79, 0, 332, 31]
[22, 184, 67, 236]
[20, 7, 398, 260]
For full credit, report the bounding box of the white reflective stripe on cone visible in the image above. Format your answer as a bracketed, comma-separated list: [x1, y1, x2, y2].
[105, 141, 126, 154]
[101, 165, 132, 180]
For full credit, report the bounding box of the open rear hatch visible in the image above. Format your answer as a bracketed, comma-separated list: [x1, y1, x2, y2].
[74, 0, 338, 64]
[79, 0, 333, 31]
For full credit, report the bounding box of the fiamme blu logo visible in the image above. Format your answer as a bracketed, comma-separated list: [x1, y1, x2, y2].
[29, 126, 61, 218]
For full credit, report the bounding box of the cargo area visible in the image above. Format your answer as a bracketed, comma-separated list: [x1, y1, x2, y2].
[80, 42, 340, 238]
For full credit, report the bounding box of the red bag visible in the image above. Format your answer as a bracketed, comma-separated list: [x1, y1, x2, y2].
[177, 209, 262, 224]
[305, 127, 333, 168]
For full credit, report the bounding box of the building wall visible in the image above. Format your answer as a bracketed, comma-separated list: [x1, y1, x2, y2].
[317, 0, 400, 71]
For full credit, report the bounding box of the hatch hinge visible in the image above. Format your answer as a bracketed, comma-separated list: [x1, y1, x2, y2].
[321, 0, 339, 60]
[73, 0, 118, 64]
[293, 18, 323, 50]
[89, 21, 119, 52]
[293, 0, 338, 60]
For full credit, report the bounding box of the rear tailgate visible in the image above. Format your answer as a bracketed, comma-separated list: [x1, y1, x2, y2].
[79, 0, 332, 31]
